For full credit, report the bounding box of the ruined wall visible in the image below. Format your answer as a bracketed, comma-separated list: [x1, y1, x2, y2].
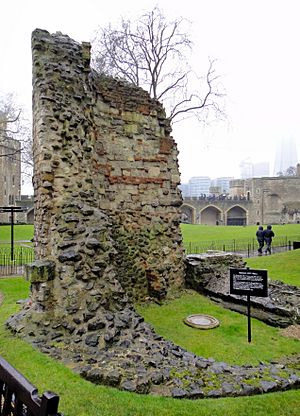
[185, 253, 300, 327]
[230, 176, 300, 224]
[7, 29, 300, 399]
[31, 29, 185, 315]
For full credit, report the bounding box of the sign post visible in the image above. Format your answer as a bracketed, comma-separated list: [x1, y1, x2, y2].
[0, 206, 27, 261]
[230, 268, 268, 343]
[247, 295, 251, 343]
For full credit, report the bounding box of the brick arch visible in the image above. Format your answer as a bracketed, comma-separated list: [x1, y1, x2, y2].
[225, 204, 248, 226]
[199, 205, 223, 225]
[180, 203, 196, 224]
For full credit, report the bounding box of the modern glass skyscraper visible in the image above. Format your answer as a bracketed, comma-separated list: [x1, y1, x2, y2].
[188, 176, 211, 196]
[273, 137, 298, 176]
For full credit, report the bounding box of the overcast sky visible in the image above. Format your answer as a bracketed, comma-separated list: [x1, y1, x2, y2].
[1, 0, 300, 193]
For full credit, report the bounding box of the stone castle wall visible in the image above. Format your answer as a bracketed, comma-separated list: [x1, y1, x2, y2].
[0, 135, 21, 222]
[230, 176, 300, 224]
[182, 174, 300, 225]
[31, 29, 185, 313]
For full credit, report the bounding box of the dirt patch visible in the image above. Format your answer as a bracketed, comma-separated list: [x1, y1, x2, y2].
[280, 324, 300, 340]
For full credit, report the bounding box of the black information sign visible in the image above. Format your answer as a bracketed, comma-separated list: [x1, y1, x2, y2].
[230, 268, 268, 297]
[229, 268, 268, 343]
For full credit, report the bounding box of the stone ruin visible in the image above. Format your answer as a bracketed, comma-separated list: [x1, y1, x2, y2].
[7, 29, 300, 399]
[186, 253, 300, 328]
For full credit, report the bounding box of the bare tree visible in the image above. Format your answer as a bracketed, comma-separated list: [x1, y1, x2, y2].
[284, 166, 297, 176]
[92, 7, 225, 122]
[276, 166, 297, 177]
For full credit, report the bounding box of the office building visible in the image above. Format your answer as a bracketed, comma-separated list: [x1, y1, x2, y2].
[273, 137, 298, 175]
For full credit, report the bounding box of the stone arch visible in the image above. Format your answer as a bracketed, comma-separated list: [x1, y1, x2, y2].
[199, 205, 223, 225]
[180, 203, 196, 224]
[225, 205, 247, 226]
[26, 207, 34, 224]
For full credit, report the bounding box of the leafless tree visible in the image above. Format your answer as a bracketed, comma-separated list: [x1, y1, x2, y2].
[284, 166, 297, 176]
[92, 7, 225, 123]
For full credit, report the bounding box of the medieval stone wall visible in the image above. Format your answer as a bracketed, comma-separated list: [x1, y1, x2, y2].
[182, 174, 300, 225]
[230, 176, 300, 224]
[31, 29, 185, 311]
[6, 29, 300, 399]
[0, 134, 21, 222]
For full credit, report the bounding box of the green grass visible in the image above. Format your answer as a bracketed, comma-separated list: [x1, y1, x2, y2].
[0, 278, 299, 415]
[180, 224, 300, 287]
[137, 290, 300, 366]
[0, 224, 34, 242]
[2, 223, 300, 245]
[245, 249, 300, 286]
[0, 225, 299, 414]
[180, 223, 300, 242]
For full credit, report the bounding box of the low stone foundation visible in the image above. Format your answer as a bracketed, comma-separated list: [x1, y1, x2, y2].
[7, 252, 300, 399]
[7, 298, 300, 399]
[186, 252, 300, 328]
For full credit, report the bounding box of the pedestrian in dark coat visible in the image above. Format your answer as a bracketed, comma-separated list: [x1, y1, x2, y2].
[263, 225, 275, 254]
[256, 225, 264, 255]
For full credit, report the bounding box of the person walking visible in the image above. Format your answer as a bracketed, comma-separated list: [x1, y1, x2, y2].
[256, 225, 264, 255]
[263, 225, 275, 255]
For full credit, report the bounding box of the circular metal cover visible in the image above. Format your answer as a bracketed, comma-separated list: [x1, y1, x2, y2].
[184, 314, 220, 329]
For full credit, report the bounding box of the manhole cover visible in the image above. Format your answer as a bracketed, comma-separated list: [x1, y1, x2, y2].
[184, 314, 220, 329]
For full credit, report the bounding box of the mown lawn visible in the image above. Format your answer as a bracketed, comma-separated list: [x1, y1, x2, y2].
[1, 223, 299, 249]
[245, 249, 300, 287]
[0, 225, 299, 414]
[1, 223, 300, 245]
[0, 224, 34, 242]
[180, 223, 300, 242]
[137, 289, 300, 366]
[0, 269, 300, 415]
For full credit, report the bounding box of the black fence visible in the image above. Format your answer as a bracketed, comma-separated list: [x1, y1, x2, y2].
[0, 247, 34, 277]
[0, 355, 62, 416]
[183, 235, 300, 257]
[0, 236, 299, 274]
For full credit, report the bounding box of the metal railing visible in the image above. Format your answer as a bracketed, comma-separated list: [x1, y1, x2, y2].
[183, 235, 300, 257]
[0, 355, 62, 416]
[0, 247, 34, 276]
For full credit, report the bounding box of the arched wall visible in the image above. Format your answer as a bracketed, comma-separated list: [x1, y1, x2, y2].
[225, 205, 248, 226]
[200, 205, 223, 225]
[180, 204, 196, 224]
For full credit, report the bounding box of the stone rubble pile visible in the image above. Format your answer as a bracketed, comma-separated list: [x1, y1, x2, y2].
[8, 293, 300, 399]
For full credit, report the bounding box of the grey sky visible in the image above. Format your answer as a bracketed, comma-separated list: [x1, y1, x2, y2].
[1, 0, 300, 193]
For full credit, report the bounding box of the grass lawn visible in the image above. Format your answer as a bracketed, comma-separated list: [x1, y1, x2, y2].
[0, 272, 299, 416]
[1, 223, 300, 245]
[245, 249, 300, 287]
[180, 223, 300, 242]
[0, 224, 34, 242]
[0, 225, 299, 414]
[137, 290, 300, 366]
